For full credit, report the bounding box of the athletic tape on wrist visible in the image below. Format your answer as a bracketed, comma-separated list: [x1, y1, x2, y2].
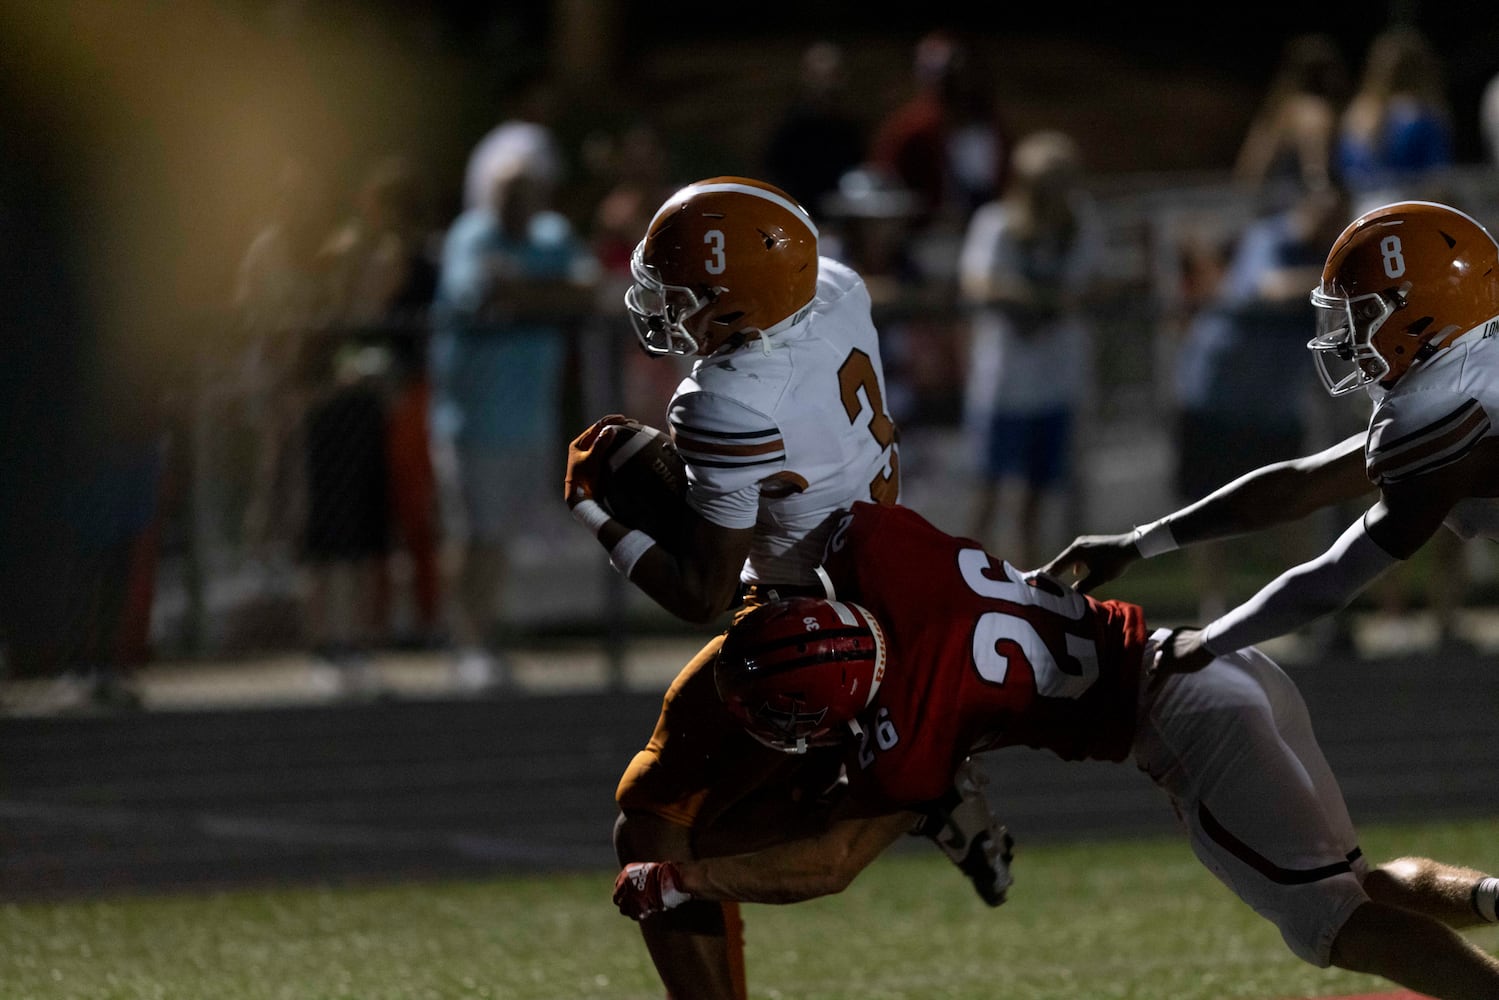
[1132, 519, 1179, 558]
[1199, 620, 1230, 657]
[609, 529, 656, 578]
[571, 498, 610, 537]
[660, 863, 692, 909]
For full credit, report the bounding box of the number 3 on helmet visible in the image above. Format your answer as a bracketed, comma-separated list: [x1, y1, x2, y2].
[714, 597, 886, 755]
[1309, 200, 1499, 395]
[625, 177, 820, 358]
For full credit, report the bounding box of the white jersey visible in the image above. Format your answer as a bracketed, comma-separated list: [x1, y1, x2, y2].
[666, 256, 900, 585]
[1363, 328, 1499, 539]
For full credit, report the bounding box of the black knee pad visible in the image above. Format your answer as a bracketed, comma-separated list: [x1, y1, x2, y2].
[651, 898, 728, 936]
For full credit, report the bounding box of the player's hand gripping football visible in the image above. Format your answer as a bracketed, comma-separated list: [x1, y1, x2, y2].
[563, 414, 629, 508]
[613, 861, 691, 921]
[1039, 531, 1141, 593]
[1150, 626, 1215, 677]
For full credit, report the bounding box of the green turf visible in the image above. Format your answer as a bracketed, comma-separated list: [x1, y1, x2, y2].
[3, 818, 1497, 1000]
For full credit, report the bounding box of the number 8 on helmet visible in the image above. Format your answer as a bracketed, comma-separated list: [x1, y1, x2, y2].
[1309, 200, 1499, 396]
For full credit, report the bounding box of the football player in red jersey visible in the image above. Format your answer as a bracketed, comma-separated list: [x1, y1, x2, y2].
[566, 178, 1008, 1000]
[1043, 200, 1499, 674]
[615, 502, 1499, 999]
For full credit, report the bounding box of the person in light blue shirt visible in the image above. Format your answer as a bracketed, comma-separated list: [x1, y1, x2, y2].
[430, 147, 598, 692]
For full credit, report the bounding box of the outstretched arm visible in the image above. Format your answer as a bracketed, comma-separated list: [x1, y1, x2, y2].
[1156, 451, 1474, 673]
[614, 810, 918, 919]
[1043, 433, 1372, 592]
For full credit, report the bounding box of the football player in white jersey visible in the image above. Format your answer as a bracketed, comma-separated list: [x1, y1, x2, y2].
[1042, 200, 1499, 672]
[564, 177, 1007, 1000]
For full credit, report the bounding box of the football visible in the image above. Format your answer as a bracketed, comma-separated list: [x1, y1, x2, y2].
[601, 419, 691, 552]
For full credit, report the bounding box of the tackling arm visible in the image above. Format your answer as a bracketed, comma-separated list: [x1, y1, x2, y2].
[1196, 512, 1398, 656]
[614, 810, 918, 919]
[1158, 453, 1473, 671]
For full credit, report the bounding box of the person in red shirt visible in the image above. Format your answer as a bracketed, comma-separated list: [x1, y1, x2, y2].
[616, 501, 1499, 1000]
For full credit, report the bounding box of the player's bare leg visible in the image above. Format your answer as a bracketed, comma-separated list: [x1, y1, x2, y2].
[614, 810, 746, 1000]
[1329, 899, 1499, 999]
[1364, 856, 1499, 928]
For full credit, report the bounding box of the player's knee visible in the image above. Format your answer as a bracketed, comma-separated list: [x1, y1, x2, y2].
[1328, 902, 1384, 973]
[1268, 881, 1370, 968]
[1361, 857, 1425, 903]
[651, 898, 729, 936]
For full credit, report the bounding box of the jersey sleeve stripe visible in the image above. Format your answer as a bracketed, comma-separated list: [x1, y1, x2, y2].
[679, 453, 786, 470]
[1368, 400, 1489, 483]
[674, 434, 786, 459]
[670, 421, 781, 441]
[1374, 419, 1489, 482]
[1370, 397, 1482, 454]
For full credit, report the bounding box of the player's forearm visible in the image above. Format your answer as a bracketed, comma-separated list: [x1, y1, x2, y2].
[676, 812, 916, 905]
[625, 546, 737, 624]
[571, 502, 735, 623]
[1161, 438, 1372, 547]
[1201, 515, 1398, 654]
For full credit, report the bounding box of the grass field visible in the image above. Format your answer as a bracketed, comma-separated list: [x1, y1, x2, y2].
[4, 817, 1498, 1000]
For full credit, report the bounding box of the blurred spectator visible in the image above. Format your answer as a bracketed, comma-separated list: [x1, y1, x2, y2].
[761, 41, 867, 217]
[1328, 27, 1473, 639]
[1335, 26, 1454, 211]
[235, 158, 334, 565]
[235, 157, 332, 339]
[958, 130, 1101, 570]
[14, 393, 169, 712]
[299, 342, 393, 697]
[1169, 184, 1352, 620]
[584, 120, 690, 422]
[1232, 33, 1352, 199]
[430, 136, 599, 693]
[323, 155, 437, 325]
[1483, 69, 1499, 167]
[588, 123, 674, 277]
[819, 167, 933, 429]
[462, 77, 563, 213]
[322, 155, 444, 651]
[869, 30, 1011, 232]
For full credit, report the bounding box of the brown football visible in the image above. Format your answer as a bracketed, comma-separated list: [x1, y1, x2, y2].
[601, 419, 690, 553]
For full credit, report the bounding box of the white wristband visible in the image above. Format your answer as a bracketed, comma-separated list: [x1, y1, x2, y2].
[660, 880, 691, 909]
[571, 498, 610, 537]
[609, 529, 657, 578]
[1132, 519, 1179, 558]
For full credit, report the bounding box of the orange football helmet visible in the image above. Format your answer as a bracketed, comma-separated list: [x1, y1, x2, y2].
[714, 597, 886, 755]
[625, 176, 819, 357]
[1309, 200, 1499, 395]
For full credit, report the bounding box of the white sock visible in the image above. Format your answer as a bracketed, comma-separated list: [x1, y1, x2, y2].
[1472, 876, 1499, 922]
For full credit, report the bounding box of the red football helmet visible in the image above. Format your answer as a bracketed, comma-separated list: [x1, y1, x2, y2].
[1309, 200, 1499, 395]
[624, 176, 819, 357]
[714, 597, 886, 755]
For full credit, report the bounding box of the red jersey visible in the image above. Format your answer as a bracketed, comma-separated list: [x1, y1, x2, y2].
[822, 502, 1149, 809]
